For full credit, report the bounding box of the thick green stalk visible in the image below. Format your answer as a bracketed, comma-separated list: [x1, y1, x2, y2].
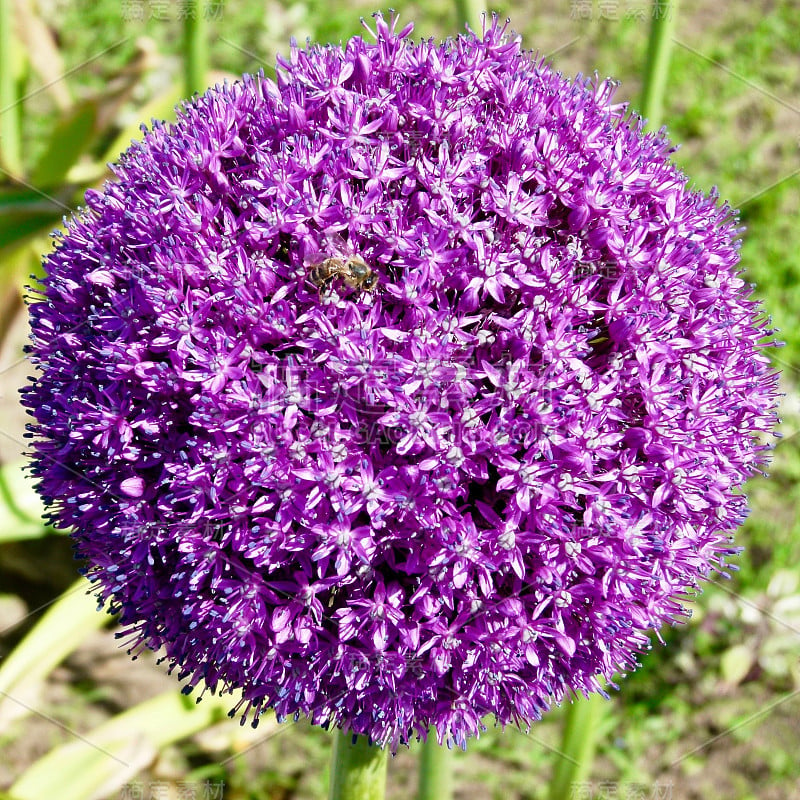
[328, 731, 389, 800]
[548, 694, 606, 800]
[183, 0, 208, 97]
[639, 0, 679, 131]
[454, 0, 486, 33]
[418, 734, 452, 800]
[0, 0, 22, 174]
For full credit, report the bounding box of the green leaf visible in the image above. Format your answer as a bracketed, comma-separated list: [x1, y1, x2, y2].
[0, 185, 66, 255]
[9, 690, 254, 800]
[0, 461, 55, 542]
[0, 579, 109, 716]
[0, 0, 23, 175]
[29, 101, 98, 188]
[103, 83, 185, 162]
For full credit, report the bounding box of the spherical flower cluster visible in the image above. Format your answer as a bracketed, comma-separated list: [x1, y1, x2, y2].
[23, 14, 779, 749]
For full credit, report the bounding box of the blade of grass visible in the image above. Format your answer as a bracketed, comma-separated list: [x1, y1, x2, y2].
[9, 689, 255, 800]
[29, 100, 98, 188]
[15, 0, 70, 111]
[0, 235, 36, 349]
[0, 579, 108, 711]
[0, 460, 59, 542]
[0, 192, 65, 256]
[0, 0, 22, 175]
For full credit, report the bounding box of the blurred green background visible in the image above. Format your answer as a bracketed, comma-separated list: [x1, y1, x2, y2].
[0, 1, 798, 799]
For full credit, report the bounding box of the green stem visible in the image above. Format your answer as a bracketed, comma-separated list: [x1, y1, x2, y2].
[454, 0, 486, 33]
[547, 693, 606, 800]
[0, 0, 22, 174]
[183, 0, 208, 97]
[328, 730, 389, 800]
[639, 0, 679, 131]
[418, 733, 452, 800]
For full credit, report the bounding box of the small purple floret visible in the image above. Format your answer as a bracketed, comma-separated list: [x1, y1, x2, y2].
[23, 14, 780, 750]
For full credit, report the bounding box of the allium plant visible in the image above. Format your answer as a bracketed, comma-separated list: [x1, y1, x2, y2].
[23, 13, 779, 755]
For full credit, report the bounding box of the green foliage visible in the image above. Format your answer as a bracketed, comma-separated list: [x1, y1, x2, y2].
[1, 2, 799, 799]
[9, 690, 242, 800]
[29, 101, 98, 188]
[0, 461, 55, 542]
[0, 580, 108, 716]
[0, 185, 66, 258]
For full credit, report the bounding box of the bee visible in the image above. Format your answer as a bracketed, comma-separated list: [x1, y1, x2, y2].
[310, 255, 378, 292]
[305, 235, 378, 294]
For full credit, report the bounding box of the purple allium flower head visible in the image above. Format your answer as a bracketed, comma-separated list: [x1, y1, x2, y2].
[23, 13, 780, 750]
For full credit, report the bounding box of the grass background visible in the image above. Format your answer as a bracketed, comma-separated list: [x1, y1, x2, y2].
[1, 1, 799, 799]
